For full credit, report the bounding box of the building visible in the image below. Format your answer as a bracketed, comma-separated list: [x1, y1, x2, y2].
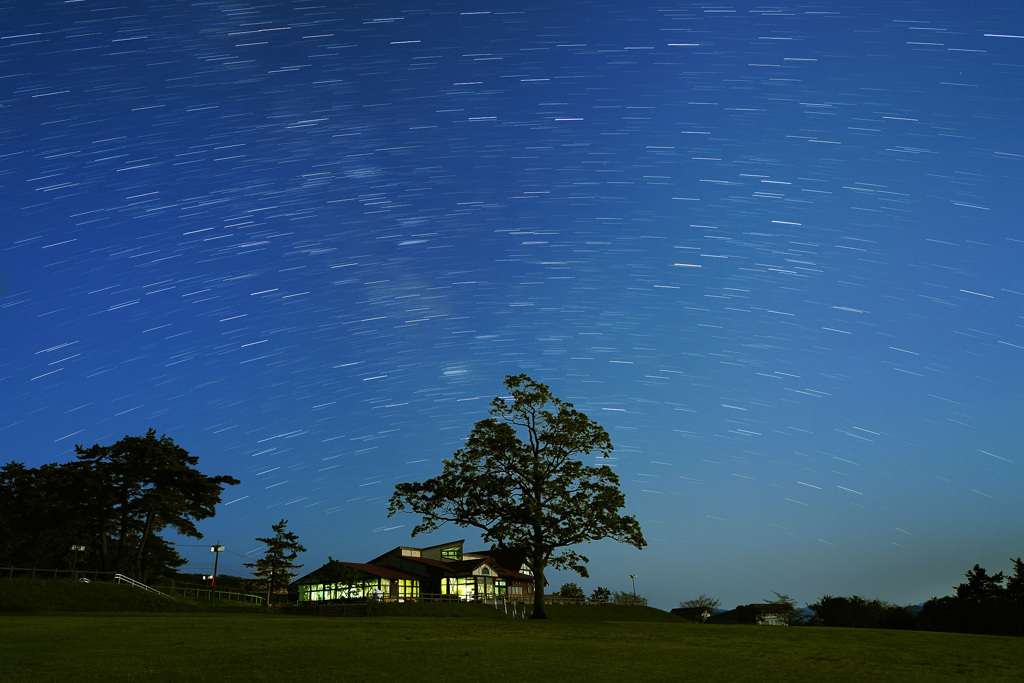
[706, 603, 790, 626]
[288, 539, 537, 604]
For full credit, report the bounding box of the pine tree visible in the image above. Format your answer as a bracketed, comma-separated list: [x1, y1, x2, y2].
[244, 519, 307, 603]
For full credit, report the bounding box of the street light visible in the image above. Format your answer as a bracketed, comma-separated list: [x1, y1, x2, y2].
[210, 543, 225, 602]
[628, 574, 637, 601]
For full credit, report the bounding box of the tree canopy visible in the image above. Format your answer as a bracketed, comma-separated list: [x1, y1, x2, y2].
[679, 594, 721, 622]
[807, 595, 914, 629]
[558, 582, 585, 599]
[1, 429, 238, 581]
[244, 518, 307, 603]
[918, 558, 1024, 635]
[388, 373, 646, 619]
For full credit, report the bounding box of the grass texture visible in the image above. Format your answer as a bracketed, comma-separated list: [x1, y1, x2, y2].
[1, 580, 1022, 682]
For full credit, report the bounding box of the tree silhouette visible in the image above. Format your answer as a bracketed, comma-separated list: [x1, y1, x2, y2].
[388, 374, 646, 619]
[2, 430, 237, 580]
[558, 582, 585, 600]
[679, 594, 721, 622]
[75, 429, 239, 580]
[244, 519, 307, 603]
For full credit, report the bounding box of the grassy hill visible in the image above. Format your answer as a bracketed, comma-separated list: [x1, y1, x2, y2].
[0, 578, 262, 614]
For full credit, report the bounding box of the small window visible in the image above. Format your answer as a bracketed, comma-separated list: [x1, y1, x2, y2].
[441, 546, 459, 561]
[481, 566, 490, 575]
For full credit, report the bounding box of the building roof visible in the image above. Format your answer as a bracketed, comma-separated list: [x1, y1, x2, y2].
[291, 561, 420, 586]
[367, 539, 467, 565]
[706, 604, 788, 625]
[465, 548, 534, 583]
[466, 548, 528, 569]
[291, 539, 536, 588]
[393, 555, 500, 576]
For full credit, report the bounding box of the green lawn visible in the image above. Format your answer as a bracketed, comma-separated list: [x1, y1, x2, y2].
[2, 612, 1022, 682]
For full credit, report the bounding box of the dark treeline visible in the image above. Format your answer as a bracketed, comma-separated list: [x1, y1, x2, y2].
[916, 559, 1024, 636]
[806, 595, 918, 630]
[0, 429, 238, 583]
[807, 557, 1024, 636]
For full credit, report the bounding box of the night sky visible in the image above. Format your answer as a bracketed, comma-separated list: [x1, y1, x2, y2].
[3, 1, 1023, 611]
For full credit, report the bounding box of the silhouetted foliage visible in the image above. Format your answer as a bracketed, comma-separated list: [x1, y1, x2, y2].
[765, 592, 804, 625]
[75, 429, 240, 580]
[808, 595, 916, 629]
[0, 430, 238, 581]
[315, 556, 367, 587]
[679, 594, 720, 622]
[611, 589, 646, 605]
[589, 586, 612, 603]
[388, 374, 646, 619]
[557, 582, 585, 599]
[919, 558, 1024, 636]
[244, 519, 307, 603]
[680, 593, 721, 611]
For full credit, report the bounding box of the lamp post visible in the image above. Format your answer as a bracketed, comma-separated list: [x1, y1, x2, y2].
[210, 543, 225, 602]
[628, 574, 637, 602]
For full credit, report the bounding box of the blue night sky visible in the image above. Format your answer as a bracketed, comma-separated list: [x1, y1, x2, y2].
[3, 1, 1022, 611]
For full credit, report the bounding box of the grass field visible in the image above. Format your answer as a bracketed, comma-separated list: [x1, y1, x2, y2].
[2, 581, 1022, 682]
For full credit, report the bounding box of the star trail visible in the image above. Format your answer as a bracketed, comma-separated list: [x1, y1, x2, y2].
[3, 1, 1022, 609]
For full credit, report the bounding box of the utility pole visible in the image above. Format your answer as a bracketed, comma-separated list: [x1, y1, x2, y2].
[629, 574, 637, 603]
[210, 542, 225, 602]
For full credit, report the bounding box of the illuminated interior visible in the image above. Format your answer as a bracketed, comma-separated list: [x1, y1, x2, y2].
[299, 578, 420, 602]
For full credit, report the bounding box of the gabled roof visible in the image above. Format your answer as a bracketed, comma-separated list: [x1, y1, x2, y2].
[419, 539, 466, 553]
[367, 539, 467, 564]
[390, 555, 499, 576]
[466, 548, 528, 569]
[465, 548, 534, 583]
[290, 561, 420, 586]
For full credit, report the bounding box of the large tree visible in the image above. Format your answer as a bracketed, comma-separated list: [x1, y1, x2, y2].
[244, 519, 307, 603]
[1, 430, 237, 580]
[388, 373, 646, 619]
[75, 429, 240, 580]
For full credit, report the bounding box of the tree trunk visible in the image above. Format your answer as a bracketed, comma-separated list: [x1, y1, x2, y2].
[115, 481, 132, 574]
[134, 506, 156, 580]
[97, 523, 110, 571]
[530, 561, 547, 619]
